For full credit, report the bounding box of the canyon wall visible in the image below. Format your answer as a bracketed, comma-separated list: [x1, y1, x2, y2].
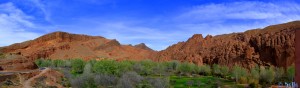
[156, 21, 299, 68]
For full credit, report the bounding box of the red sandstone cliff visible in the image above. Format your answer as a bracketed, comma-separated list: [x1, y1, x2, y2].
[0, 32, 156, 70]
[156, 21, 299, 68]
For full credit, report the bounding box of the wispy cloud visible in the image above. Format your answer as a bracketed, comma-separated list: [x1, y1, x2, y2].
[28, 0, 52, 23]
[175, 1, 300, 36]
[178, 1, 300, 22]
[0, 1, 299, 51]
[0, 2, 41, 46]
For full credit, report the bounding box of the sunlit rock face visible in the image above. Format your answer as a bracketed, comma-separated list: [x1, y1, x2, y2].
[0, 31, 156, 71]
[156, 21, 300, 68]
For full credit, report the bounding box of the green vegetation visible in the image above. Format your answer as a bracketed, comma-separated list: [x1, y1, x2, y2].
[35, 59, 296, 88]
[170, 76, 237, 88]
[197, 64, 211, 76]
[0, 53, 5, 59]
[232, 65, 248, 83]
[71, 59, 85, 74]
[178, 62, 195, 75]
[287, 64, 295, 82]
[93, 59, 121, 75]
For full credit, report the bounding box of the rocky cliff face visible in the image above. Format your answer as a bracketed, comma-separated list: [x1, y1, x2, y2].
[0, 31, 156, 70]
[156, 21, 299, 68]
[134, 43, 154, 51]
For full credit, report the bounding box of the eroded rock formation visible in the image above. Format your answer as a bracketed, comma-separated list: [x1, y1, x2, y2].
[0, 32, 156, 70]
[156, 21, 299, 68]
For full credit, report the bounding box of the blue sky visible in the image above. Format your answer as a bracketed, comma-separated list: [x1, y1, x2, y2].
[0, 0, 300, 50]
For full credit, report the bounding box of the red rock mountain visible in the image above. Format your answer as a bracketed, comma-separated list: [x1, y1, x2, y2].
[134, 43, 154, 51]
[0, 21, 299, 71]
[0, 32, 156, 70]
[155, 21, 299, 68]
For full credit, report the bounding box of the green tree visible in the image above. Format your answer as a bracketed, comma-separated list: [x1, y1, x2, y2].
[232, 65, 248, 83]
[83, 62, 93, 75]
[198, 64, 211, 76]
[35, 59, 52, 67]
[139, 60, 156, 76]
[170, 60, 180, 71]
[53, 59, 65, 67]
[266, 66, 275, 84]
[118, 60, 134, 74]
[220, 66, 229, 78]
[93, 60, 120, 75]
[249, 67, 259, 84]
[259, 66, 275, 87]
[178, 62, 194, 75]
[71, 59, 85, 74]
[274, 67, 284, 83]
[213, 64, 221, 76]
[287, 65, 295, 82]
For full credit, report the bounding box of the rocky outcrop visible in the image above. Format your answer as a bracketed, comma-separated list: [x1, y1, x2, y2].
[156, 21, 300, 68]
[134, 43, 154, 51]
[0, 55, 38, 71]
[0, 31, 156, 70]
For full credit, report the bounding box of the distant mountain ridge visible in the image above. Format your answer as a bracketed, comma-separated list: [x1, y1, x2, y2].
[0, 31, 157, 70]
[0, 21, 299, 71]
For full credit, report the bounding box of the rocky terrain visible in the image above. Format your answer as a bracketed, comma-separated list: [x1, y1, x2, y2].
[0, 21, 298, 71]
[156, 21, 299, 68]
[0, 68, 64, 88]
[0, 32, 156, 71]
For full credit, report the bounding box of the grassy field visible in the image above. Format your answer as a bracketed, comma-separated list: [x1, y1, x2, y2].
[170, 76, 245, 88]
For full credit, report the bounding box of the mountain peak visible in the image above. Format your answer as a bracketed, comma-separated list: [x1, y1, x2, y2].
[134, 43, 154, 51]
[34, 31, 103, 43]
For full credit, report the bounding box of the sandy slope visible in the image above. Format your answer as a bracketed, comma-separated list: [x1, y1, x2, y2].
[23, 68, 50, 88]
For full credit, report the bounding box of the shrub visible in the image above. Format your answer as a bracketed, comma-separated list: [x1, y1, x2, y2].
[266, 66, 275, 84]
[83, 62, 92, 75]
[70, 59, 85, 74]
[167, 60, 180, 72]
[35, 59, 52, 67]
[118, 60, 134, 74]
[93, 60, 120, 75]
[53, 59, 65, 67]
[250, 67, 259, 80]
[139, 60, 156, 75]
[116, 72, 143, 88]
[259, 66, 275, 85]
[35, 59, 43, 67]
[232, 65, 248, 83]
[153, 62, 167, 76]
[239, 76, 248, 84]
[64, 60, 72, 67]
[274, 67, 284, 83]
[249, 67, 259, 85]
[133, 63, 143, 74]
[88, 59, 97, 66]
[70, 74, 96, 88]
[220, 66, 229, 78]
[94, 74, 118, 87]
[198, 64, 211, 76]
[213, 64, 221, 76]
[287, 65, 295, 82]
[178, 62, 194, 75]
[144, 77, 169, 88]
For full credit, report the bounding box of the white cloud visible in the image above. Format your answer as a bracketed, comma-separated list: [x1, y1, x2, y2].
[0, 2, 40, 46]
[176, 1, 300, 36]
[29, 0, 52, 22]
[178, 1, 300, 21]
